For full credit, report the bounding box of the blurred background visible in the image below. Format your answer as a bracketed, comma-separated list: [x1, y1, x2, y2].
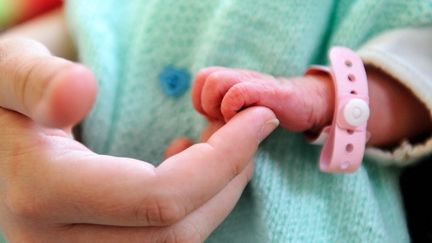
[0, 0, 62, 30]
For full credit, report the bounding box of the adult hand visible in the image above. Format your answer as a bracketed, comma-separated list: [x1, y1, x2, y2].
[0, 38, 278, 242]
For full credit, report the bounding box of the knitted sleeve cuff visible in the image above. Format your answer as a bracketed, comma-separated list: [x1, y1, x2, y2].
[357, 27, 432, 167]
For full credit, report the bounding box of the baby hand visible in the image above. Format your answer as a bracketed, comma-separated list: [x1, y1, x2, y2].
[192, 67, 335, 133]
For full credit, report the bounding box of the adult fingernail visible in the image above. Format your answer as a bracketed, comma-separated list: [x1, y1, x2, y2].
[259, 118, 279, 142]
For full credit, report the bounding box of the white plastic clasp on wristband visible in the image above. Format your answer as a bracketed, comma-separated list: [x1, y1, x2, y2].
[305, 47, 369, 173]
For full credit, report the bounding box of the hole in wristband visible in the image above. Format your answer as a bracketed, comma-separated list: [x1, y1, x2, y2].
[345, 60, 352, 67]
[350, 90, 357, 95]
[347, 129, 354, 134]
[345, 143, 354, 152]
[340, 161, 351, 170]
[348, 74, 356, 81]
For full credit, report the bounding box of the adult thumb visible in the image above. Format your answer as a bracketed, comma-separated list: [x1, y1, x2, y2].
[0, 38, 97, 128]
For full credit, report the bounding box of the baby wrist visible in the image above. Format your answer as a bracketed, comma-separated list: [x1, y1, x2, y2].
[304, 47, 370, 173]
[303, 72, 335, 136]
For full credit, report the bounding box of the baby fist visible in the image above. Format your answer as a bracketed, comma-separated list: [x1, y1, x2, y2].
[192, 67, 335, 133]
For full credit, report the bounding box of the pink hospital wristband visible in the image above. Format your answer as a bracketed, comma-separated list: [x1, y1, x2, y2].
[305, 47, 370, 173]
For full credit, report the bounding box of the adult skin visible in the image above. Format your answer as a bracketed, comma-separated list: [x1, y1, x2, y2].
[0, 9, 278, 242]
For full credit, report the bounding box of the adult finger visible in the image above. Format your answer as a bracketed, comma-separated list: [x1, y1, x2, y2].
[0, 38, 97, 128]
[47, 163, 253, 243]
[7, 107, 277, 227]
[176, 162, 254, 241]
[150, 107, 278, 224]
[163, 120, 223, 160]
[163, 137, 193, 159]
[199, 120, 224, 142]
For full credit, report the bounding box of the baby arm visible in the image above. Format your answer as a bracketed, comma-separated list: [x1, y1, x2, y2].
[192, 65, 432, 148]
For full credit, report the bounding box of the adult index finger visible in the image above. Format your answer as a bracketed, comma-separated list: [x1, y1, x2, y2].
[150, 107, 278, 224]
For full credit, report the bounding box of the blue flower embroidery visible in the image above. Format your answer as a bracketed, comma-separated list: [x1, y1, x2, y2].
[159, 66, 191, 97]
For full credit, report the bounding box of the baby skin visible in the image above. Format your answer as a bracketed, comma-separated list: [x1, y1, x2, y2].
[189, 65, 432, 151]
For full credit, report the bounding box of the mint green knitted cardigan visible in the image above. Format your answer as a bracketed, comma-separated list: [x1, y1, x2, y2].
[63, 1, 431, 242]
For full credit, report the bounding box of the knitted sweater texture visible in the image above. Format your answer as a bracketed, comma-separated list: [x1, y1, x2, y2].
[65, 0, 432, 242]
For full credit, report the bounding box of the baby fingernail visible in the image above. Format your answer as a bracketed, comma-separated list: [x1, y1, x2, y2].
[259, 118, 279, 141]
